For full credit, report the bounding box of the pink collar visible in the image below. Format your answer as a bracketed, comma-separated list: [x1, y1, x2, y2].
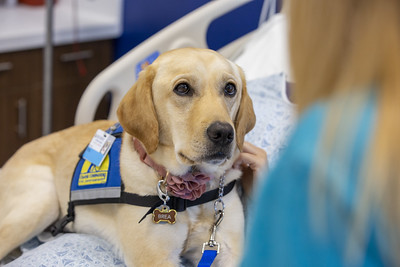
[133, 138, 212, 200]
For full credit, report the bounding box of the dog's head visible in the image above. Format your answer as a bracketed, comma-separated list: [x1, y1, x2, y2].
[117, 48, 255, 172]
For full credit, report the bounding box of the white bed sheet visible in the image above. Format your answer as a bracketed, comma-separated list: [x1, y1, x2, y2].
[5, 234, 125, 267]
[245, 73, 296, 167]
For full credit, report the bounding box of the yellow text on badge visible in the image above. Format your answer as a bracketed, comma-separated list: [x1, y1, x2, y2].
[78, 155, 109, 186]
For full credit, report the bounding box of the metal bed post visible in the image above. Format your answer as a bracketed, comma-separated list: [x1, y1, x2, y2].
[43, 0, 54, 136]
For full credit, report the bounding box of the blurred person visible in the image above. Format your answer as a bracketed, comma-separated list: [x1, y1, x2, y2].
[240, 0, 400, 266]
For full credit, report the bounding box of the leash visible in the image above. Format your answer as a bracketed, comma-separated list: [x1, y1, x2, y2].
[198, 250, 218, 267]
[197, 174, 226, 267]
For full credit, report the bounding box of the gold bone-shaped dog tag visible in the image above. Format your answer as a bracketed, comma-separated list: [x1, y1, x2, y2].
[152, 205, 177, 224]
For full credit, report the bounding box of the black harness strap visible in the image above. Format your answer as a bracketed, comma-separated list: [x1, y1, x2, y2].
[51, 180, 237, 235]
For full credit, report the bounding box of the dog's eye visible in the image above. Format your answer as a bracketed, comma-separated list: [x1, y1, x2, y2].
[174, 83, 192, 96]
[224, 83, 236, 97]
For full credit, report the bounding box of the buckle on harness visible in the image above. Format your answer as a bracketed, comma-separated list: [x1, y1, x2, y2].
[50, 202, 75, 236]
[50, 213, 74, 236]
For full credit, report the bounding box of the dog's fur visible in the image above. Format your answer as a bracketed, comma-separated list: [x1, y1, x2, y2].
[0, 48, 255, 266]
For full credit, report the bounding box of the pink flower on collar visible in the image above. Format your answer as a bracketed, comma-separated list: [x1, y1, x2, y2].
[166, 172, 212, 201]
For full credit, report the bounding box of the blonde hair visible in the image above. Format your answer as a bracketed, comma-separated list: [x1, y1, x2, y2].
[288, 0, 400, 264]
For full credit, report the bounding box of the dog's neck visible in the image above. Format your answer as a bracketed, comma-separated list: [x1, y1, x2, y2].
[133, 138, 213, 200]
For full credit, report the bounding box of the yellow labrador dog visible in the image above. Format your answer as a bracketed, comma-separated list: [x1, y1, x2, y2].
[0, 48, 255, 266]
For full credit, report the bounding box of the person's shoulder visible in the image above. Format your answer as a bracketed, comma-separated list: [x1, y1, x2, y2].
[300, 101, 327, 123]
[290, 102, 327, 143]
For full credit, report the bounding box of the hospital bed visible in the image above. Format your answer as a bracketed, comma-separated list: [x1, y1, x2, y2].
[2, 0, 295, 266]
[74, 0, 282, 125]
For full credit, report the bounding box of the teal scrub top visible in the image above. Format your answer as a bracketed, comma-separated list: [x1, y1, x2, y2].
[240, 93, 388, 266]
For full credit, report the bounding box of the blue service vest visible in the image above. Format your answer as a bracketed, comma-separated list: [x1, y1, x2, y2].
[70, 124, 123, 202]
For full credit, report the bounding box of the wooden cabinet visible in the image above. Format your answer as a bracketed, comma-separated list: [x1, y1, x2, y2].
[0, 49, 43, 166]
[51, 41, 112, 132]
[0, 40, 113, 166]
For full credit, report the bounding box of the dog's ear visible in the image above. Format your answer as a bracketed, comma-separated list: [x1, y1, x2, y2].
[235, 68, 256, 151]
[117, 66, 159, 153]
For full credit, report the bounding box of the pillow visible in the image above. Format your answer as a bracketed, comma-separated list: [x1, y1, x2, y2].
[234, 13, 291, 81]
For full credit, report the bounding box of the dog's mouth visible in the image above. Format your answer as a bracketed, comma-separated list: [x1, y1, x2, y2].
[178, 151, 230, 166]
[178, 152, 196, 165]
[203, 152, 230, 165]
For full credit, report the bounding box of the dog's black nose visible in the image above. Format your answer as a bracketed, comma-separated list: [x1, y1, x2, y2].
[207, 122, 234, 146]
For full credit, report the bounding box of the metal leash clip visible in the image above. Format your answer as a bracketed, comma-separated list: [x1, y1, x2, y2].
[202, 209, 224, 254]
[201, 173, 226, 254]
